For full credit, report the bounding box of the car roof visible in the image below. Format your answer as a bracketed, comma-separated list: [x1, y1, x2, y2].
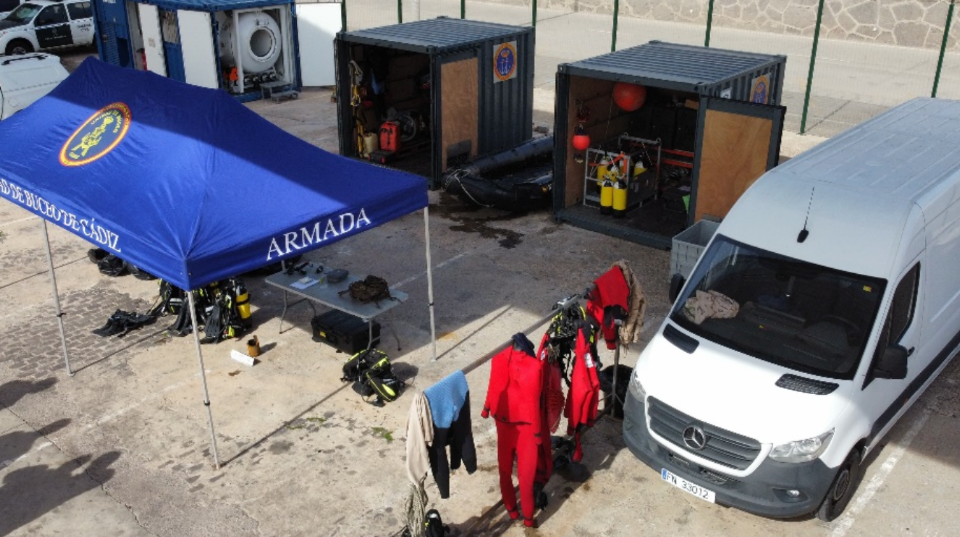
[20, 0, 86, 6]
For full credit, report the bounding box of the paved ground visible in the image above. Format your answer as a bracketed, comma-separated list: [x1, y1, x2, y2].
[2, 46, 960, 537]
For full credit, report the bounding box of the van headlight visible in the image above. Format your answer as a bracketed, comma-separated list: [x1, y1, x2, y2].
[628, 371, 646, 402]
[768, 429, 834, 463]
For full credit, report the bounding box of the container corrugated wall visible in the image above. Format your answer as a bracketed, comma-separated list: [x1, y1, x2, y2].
[475, 28, 534, 156]
[561, 41, 785, 105]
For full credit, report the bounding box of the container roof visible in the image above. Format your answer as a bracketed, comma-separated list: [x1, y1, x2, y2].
[339, 17, 529, 52]
[144, 0, 292, 12]
[562, 41, 783, 89]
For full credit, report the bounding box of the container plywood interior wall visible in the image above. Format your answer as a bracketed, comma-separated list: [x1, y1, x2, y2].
[694, 109, 774, 222]
[563, 75, 632, 208]
[441, 58, 478, 170]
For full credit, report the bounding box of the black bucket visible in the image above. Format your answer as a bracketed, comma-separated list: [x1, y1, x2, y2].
[598, 365, 633, 419]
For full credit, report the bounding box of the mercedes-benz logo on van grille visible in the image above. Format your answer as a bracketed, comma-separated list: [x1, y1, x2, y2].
[682, 425, 707, 451]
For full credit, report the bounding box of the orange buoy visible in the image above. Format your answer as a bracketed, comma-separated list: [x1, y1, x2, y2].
[613, 82, 647, 112]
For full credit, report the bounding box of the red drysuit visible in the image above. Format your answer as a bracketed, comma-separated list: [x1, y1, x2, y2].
[563, 322, 600, 462]
[535, 333, 565, 488]
[587, 266, 630, 350]
[483, 336, 543, 527]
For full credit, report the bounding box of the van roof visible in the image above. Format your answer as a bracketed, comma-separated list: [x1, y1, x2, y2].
[720, 98, 960, 278]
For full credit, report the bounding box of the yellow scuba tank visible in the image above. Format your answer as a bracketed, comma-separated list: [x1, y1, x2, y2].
[600, 176, 614, 215]
[612, 176, 628, 217]
[633, 159, 646, 179]
[597, 157, 610, 194]
[235, 282, 252, 327]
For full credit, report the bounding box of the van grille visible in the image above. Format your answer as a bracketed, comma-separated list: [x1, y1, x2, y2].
[647, 397, 761, 470]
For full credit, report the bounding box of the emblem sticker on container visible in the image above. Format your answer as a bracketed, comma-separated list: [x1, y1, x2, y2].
[493, 41, 517, 83]
[750, 74, 770, 104]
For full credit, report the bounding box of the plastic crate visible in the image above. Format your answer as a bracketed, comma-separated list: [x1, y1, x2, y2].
[670, 220, 720, 278]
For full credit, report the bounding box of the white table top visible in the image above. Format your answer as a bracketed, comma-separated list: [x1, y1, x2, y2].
[264, 264, 408, 322]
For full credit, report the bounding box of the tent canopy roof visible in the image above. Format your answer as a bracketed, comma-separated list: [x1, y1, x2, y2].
[0, 58, 427, 289]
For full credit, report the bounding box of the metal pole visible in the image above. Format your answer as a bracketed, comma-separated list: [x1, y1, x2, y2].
[397, 0, 402, 24]
[800, 0, 826, 134]
[460, 0, 464, 19]
[933, 0, 955, 98]
[424, 207, 437, 361]
[532, 0, 537, 27]
[41, 220, 72, 376]
[611, 0, 620, 51]
[704, 0, 715, 47]
[188, 292, 221, 469]
[340, 0, 347, 32]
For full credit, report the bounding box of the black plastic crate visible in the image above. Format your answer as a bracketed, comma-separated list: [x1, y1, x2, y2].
[311, 310, 380, 354]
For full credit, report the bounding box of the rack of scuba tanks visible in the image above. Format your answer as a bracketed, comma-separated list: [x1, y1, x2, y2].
[582, 135, 661, 217]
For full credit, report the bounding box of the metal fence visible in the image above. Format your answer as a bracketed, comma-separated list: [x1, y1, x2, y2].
[336, 0, 960, 137]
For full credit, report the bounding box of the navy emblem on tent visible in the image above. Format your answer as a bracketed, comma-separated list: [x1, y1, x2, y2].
[493, 42, 517, 82]
[60, 103, 132, 167]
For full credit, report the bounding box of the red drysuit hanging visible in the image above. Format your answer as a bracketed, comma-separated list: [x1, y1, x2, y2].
[563, 322, 600, 462]
[587, 266, 630, 350]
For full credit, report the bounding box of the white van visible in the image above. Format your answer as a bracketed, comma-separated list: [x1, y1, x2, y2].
[623, 97, 960, 521]
[0, 52, 66, 118]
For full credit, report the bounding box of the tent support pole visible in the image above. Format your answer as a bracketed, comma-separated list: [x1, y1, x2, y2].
[41, 220, 72, 376]
[424, 207, 437, 361]
[188, 292, 222, 469]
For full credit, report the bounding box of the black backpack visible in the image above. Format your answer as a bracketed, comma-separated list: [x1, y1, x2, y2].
[424, 510, 449, 537]
[341, 348, 404, 405]
[97, 254, 128, 277]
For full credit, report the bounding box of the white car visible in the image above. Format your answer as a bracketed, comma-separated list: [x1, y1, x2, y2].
[0, 0, 93, 56]
[0, 51, 67, 118]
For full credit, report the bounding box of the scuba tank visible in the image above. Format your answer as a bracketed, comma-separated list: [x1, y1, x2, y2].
[596, 156, 610, 194]
[612, 175, 628, 217]
[633, 159, 647, 179]
[600, 175, 614, 215]
[235, 281, 252, 328]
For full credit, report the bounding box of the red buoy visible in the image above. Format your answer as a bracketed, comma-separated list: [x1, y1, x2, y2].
[613, 82, 647, 112]
[572, 125, 591, 151]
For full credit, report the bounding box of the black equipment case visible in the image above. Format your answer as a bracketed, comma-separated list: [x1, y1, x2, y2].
[311, 310, 381, 354]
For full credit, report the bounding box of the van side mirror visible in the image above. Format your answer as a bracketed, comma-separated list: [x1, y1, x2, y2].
[669, 273, 686, 304]
[874, 345, 909, 380]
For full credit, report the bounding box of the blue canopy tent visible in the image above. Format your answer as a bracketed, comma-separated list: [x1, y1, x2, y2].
[0, 58, 437, 467]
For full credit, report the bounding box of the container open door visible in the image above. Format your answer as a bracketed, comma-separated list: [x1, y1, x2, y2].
[139, 4, 166, 77]
[295, 2, 339, 86]
[690, 97, 785, 224]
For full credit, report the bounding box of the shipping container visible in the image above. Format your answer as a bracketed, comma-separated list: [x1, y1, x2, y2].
[91, 0, 338, 101]
[335, 17, 534, 188]
[553, 41, 787, 248]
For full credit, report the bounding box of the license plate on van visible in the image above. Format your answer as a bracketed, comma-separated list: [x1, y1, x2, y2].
[661, 469, 716, 503]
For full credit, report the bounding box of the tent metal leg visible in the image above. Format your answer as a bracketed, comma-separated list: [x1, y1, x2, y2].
[424, 207, 437, 361]
[41, 220, 72, 376]
[188, 292, 222, 469]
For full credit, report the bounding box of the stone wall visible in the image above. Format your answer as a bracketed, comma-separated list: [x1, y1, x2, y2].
[486, 0, 958, 50]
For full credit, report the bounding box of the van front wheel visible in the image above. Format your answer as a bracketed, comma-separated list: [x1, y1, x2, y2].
[816, 449, 862, 522]
[6, 40, 33, 56]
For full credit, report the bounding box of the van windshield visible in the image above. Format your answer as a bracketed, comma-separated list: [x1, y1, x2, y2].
[669, 235, 886, 380]
[7, 4, 41, 24]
